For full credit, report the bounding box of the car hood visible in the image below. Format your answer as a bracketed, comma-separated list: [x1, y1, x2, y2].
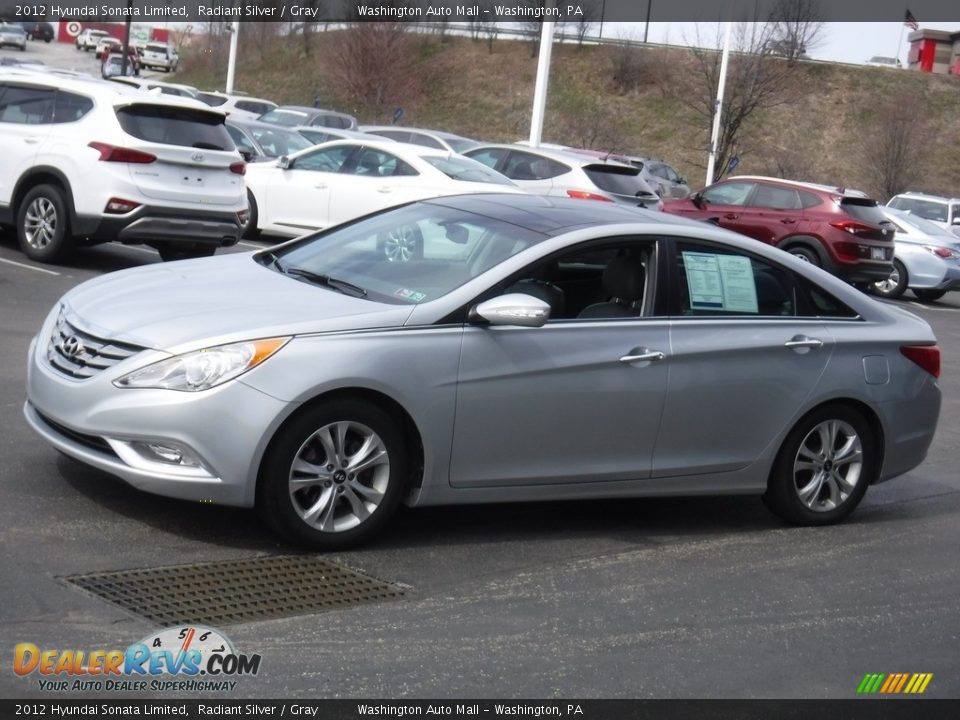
[60, 253, 415, 352]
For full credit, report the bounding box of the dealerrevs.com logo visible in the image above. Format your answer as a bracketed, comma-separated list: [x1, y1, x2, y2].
[13, 626, 261, 693]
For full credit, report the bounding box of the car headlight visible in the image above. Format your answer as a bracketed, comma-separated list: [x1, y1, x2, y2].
[114, 337, 290, 392]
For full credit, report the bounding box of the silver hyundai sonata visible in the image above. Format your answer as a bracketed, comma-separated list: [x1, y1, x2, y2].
[25, 194, 942, 549]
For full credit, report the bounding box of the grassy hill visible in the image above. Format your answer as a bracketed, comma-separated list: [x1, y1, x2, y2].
[176, 28, 960, 200]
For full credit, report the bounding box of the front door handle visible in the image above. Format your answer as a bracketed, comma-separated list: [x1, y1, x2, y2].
[784, 335, 823, 352]
[724, 213, 739, 220]
[620, 348, 666, 363]
[314, 183, 327, 190]
[780, 218, 797, 224]
[377, 187, 392, 193]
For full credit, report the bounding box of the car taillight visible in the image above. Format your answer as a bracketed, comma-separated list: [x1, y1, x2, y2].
[104, 198, 140, 214]
[923, 245, 960, 260]
[229, 161, 246, 176]
[88, 142, 156, 164]
[567, 190, 613, 202]
[830, 220, 877, 237]
[900, 345, 940, 378]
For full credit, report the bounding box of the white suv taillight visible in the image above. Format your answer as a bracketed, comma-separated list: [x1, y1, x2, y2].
[104, 198, 141, 214]
[88, 142, 157, 164]
[229, 161, 246, 176]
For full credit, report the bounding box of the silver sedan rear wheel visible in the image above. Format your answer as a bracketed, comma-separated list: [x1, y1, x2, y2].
[288, 420, 391, 533]
[258, 399, 408, 549]
[792, 419, 863, 512]
[764, 405, 876, 525]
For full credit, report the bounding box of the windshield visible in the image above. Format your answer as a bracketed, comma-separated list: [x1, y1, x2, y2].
[266, 203, 544, 304]
[422, 156, 515, 185]
[444, 137, 480, 153]
[249, 126, 313, 156]
[887, 208, 956, 237]
[888, 197, 948, 223]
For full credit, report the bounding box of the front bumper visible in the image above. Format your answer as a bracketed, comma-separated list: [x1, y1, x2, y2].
[25, 334, 292, 508]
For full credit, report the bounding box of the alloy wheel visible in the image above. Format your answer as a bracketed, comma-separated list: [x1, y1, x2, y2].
[24, 197, 58, 250]
[288, 420, 390, 533]
[382, 227, 419, 262]
[792, 419, 863, 512]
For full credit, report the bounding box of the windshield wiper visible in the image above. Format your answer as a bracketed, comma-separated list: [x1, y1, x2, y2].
[260, 250, 285, 273]
[284, 267, 368, 297]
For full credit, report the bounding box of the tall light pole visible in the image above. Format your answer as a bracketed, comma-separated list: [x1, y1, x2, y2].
[528, 17, 556, 149]
[644, 0, 652, 43]
[225, 20, 240, 94]
[705, 21, 732, 186]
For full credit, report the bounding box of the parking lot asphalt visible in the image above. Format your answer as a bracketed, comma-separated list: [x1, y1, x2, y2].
[1, 227, 958, 700]
[2, 38, 959, 701]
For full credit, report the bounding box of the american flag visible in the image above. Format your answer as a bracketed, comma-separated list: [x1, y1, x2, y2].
[904, 9, 919, 31]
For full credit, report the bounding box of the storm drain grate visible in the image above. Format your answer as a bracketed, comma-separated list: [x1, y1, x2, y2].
[64, 555, 409, 626]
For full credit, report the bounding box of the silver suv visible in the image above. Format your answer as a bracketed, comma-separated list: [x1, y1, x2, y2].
[141, 42, 179, 73]
[887, 191, 960, 238]
[0, 68, 247, 263]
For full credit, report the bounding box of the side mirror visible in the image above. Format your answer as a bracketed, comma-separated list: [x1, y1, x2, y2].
[238, 148, 253, 162]
[691, 192, 704, 207]
[952, 217, 960, 225]
[469, 293, 550, 328]
[277, 156, 290, 170]
[678, 177, 687, 185]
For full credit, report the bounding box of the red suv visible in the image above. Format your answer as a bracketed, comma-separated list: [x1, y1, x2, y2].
[662, 176, 895, 283]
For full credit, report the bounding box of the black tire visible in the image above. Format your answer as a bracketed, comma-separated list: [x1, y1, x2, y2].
[16, 184, 73, 263]
[913, 288, 947, 303]
[377, 224, 423, 263]
[257, 399, 408, 550]
[764, 404, 877, 526]
[787, 246, 821, 267]
[870, 259, 908, 299]
[157, 246, 216, 262]
[243, 190, 261, 240]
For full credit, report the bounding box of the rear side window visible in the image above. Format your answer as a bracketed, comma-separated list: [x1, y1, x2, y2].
[504, 151, 569, 180]
[0, 85, 54, 124]
[464, 147, 507, 170]
[798, 191, 822, 209]
[840, 198, 889, 225]
[53, 91, 93, 123]
[116, 105, 231, 150]
[583, 165, 647, 195]
[259, 109, 308, 127]
[235, 101, 273, 115]
[753, 184, 802, 210]
[407, 132, 445, 150]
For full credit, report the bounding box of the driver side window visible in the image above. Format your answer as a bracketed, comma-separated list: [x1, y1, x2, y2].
[701, 182, 756, 206]
[292, 145, 355, 172]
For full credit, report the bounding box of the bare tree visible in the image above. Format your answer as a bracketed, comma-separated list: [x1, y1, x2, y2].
[330, 23, 424, 114]
[861, 90, 929, 199]
[668, 22, 801, 183]
[570, 0, 601, 48]
[767, 0, 826, 61]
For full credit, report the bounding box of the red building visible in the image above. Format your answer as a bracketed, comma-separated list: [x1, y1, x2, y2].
[907, 28, 960, 74]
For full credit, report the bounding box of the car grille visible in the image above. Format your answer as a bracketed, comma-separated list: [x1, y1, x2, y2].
[46, 310, 145, 380]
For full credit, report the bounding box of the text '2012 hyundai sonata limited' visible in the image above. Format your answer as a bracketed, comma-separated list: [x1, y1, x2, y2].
[25, 194, 942, 549]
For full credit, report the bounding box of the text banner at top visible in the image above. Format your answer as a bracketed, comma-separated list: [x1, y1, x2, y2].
[2, 0, 959, 24]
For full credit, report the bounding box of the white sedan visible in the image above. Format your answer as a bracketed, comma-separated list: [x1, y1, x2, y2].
[243, 140, 522, 259]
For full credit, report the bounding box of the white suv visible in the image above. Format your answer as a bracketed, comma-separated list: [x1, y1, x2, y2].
[0, 68, 248, 263]
[75, 29, 109, 51]
[887, 191, 960, 238]
[141, 42, 179, 73]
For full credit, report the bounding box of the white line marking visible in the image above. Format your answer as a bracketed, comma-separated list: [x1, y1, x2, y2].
[0, 257, 61, 276]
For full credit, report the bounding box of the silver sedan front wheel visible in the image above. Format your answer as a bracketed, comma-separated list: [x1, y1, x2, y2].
[764, 405, 876, 525]
[288, 421, 391, 533]
[379, 225, 423, 263]
[258, 399, 408, 549]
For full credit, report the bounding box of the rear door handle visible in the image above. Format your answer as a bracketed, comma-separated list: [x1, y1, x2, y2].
[24, 137, 40, 145]
[620, 348, 666, 363]
[724, 213, 739, 220]
[314, 183, 327, 190]
[377, 187, 392, 193]
[784, 335, 823, 352]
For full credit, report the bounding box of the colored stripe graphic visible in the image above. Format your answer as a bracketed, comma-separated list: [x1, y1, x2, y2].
[857, 673, 932, 694]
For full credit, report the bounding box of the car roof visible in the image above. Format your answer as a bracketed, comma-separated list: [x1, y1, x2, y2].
[361, 125, 473, 141]
[467, 143, 638, 170]
[0, 68, 220, 112]
[228, 118, 300, 133]
[892, 191, 960, 203]
[419, 193, 671, 235]
[727, 175, 874, 199]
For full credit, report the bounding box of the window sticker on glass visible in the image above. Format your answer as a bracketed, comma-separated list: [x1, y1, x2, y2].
[394, 288, 428, 303]
[682, 251, 758, 313]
